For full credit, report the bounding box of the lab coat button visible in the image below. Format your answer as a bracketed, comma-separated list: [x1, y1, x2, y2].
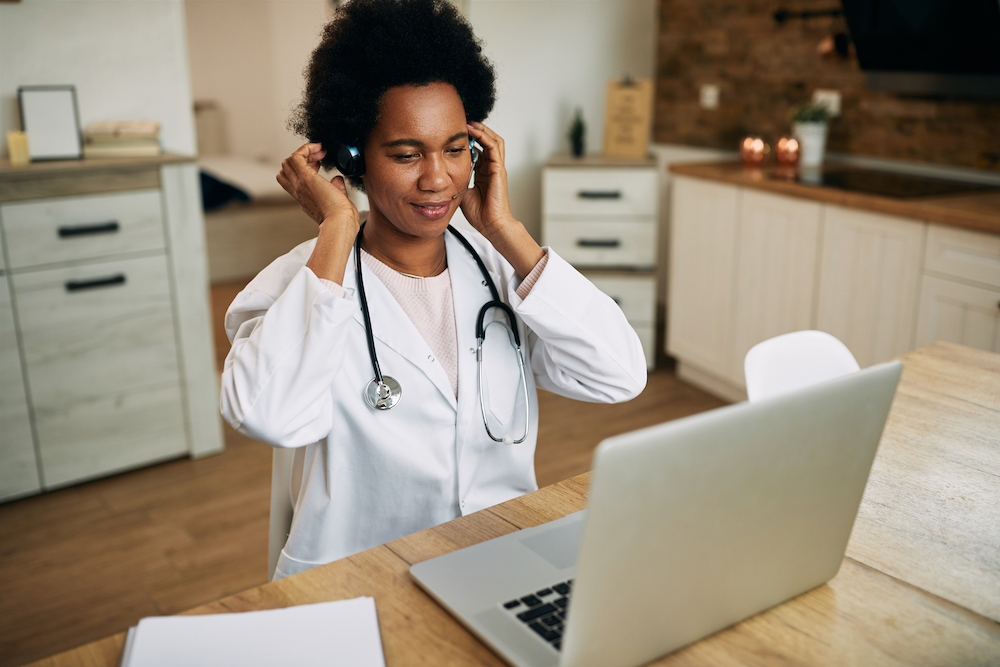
[428, 355, 435, 362]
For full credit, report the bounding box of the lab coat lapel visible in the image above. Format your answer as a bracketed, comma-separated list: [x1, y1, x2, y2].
[449, 230, 503, 478]
[344, 245, 458, 410]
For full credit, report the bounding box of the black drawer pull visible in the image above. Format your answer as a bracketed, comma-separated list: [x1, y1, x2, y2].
[65, 274, 126, 292]
[58, 221, 120, 238]
[577, 238, 621, 248]
[577, 190, 622, 199]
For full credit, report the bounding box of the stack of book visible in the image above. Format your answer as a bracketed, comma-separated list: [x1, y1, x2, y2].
[83, 120, 161, 158]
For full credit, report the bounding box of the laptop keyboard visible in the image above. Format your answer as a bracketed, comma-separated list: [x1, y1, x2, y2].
[500, 579, 572, 651]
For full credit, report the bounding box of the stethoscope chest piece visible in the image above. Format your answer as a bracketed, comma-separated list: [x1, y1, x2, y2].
[365, 376, 402, 410]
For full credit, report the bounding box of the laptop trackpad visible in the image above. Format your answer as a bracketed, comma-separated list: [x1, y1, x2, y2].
[518, 512, 585, 570]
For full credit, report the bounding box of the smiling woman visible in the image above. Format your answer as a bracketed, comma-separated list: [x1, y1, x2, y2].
[220, 0, 647, 582]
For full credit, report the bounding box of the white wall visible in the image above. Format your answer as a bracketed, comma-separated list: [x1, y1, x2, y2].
[467, 0, 657, 238]
[184, 0, 331, 164]
[0, 0, 196, 156]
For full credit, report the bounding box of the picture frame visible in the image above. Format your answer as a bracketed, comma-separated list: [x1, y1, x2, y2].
[18, 85, 83, 161]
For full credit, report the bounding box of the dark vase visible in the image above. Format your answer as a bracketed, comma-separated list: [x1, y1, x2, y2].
[571, 137, 585, 158]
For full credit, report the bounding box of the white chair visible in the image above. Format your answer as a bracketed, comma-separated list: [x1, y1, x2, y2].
[268, 447, 304, 581]
[744, 330, 860, 403]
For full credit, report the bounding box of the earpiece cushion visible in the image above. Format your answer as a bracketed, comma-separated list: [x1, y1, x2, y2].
[336, 144, 364, 177]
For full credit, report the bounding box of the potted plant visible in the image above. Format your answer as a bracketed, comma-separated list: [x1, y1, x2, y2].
[791, 103, 830, 168]
[568, 108, 586, 158]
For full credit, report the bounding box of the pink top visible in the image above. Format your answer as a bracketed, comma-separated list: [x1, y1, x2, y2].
[316, 248, 548, 397]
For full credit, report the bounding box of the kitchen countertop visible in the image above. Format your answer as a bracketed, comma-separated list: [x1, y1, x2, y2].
[669, 161, 1000, 236]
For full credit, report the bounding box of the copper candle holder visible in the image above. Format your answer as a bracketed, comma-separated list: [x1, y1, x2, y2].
[740, 136, 769, 167]
[775, 136, 800, 166]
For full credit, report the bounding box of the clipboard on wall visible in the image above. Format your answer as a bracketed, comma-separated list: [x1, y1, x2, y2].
[602, 77, 653, 159]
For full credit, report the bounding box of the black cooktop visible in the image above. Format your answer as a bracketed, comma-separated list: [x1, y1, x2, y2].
[789, 166, 1000, 199]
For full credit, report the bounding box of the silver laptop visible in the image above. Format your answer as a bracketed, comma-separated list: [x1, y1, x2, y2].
[410, 361, 902, 667]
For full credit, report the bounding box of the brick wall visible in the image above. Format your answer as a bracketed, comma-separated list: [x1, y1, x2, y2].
[653, 0, 1000, 171]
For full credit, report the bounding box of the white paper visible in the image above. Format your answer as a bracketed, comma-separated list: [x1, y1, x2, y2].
[122, 597, 385, 667]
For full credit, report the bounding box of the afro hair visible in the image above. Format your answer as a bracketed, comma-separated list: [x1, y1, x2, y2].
[289, 0, 497, 190]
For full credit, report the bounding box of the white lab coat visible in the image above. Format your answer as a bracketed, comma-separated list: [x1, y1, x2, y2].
[221, 227, 646, 579]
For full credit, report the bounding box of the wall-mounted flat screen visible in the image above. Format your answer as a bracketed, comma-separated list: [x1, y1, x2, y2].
[840, 0, 1000, 98]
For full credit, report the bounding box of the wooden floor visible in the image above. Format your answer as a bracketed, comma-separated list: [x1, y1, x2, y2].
[0, 281, 725, 667]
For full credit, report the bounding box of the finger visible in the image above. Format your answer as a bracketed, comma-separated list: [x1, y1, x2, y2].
[467, 121, 502, 146]
[467, 123, 504, 164]
[288, 152, 322, 181]
[281, 158, 303, 190]
[306, 149, 326, 173]
[276, 170, 294, 195]
[293, 142, 323, 157]
[331, 174, 348, 197]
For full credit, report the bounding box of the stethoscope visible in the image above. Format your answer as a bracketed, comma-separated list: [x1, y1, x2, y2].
[354, 222, 530, 444]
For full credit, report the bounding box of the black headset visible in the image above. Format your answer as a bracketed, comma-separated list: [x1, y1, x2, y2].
[334, 137, 478, 178]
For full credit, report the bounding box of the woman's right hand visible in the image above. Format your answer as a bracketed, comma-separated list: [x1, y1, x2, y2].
[277, 143, 360, 234]
[279, 143, 361, 284]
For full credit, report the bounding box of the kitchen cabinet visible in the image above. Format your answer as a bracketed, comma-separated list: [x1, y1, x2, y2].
[915, 226, 1000, 352]
[0, 156, 223, 499]
[731, 190, 822, 382]
[667, 172, 1000, 401]
[816, 206, 925, 369]
[1, 270, 41, 500]
[542, 155, 658, 370]
[666, 175, 739, 382]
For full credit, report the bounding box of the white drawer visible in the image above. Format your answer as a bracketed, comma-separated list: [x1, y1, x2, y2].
[543, 168, 657, 217]
[11, 253, 187, 486]
[12, 253, 182, 402]
[36, 381, 187, 488]
[1, 189, 166, 270]
[583, 272, 656, 324]
[544, 220, 656, 267]
[924, 225, 1000, 289]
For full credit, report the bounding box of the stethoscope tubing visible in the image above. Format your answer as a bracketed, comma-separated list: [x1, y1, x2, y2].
[354, 222, 529, 443]
[354, 224, 386, 386]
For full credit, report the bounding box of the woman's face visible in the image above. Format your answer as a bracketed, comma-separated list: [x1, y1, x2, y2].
[362, 82, 474, 239]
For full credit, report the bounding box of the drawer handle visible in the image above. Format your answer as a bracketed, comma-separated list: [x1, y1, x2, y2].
[58, 221, 120, 238]
[577, 238, 621, 248]
[65, 274, 126, 292]
[577, 190, 622, 199]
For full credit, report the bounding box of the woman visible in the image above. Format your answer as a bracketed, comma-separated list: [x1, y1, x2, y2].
[221, 0, 646, 580]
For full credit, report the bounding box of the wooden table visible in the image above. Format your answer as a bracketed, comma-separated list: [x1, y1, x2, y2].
[29, 342, 1000, 666]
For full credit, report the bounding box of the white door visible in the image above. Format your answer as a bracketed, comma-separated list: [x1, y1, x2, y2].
[667, 177, 740, 380]
[816, 206, 925, 368]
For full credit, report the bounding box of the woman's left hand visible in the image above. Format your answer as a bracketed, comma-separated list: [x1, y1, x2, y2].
[460, 122, 545, 278]
[460, 122, 516, 237]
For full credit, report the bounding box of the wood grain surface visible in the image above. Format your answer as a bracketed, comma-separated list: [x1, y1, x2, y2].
[20, 343, 1000, 667]
[668, 162, 1000, 236]
[847, 342, 1000, 622]
[0, 283, 724, 667]
[0, 155, 191, 203]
